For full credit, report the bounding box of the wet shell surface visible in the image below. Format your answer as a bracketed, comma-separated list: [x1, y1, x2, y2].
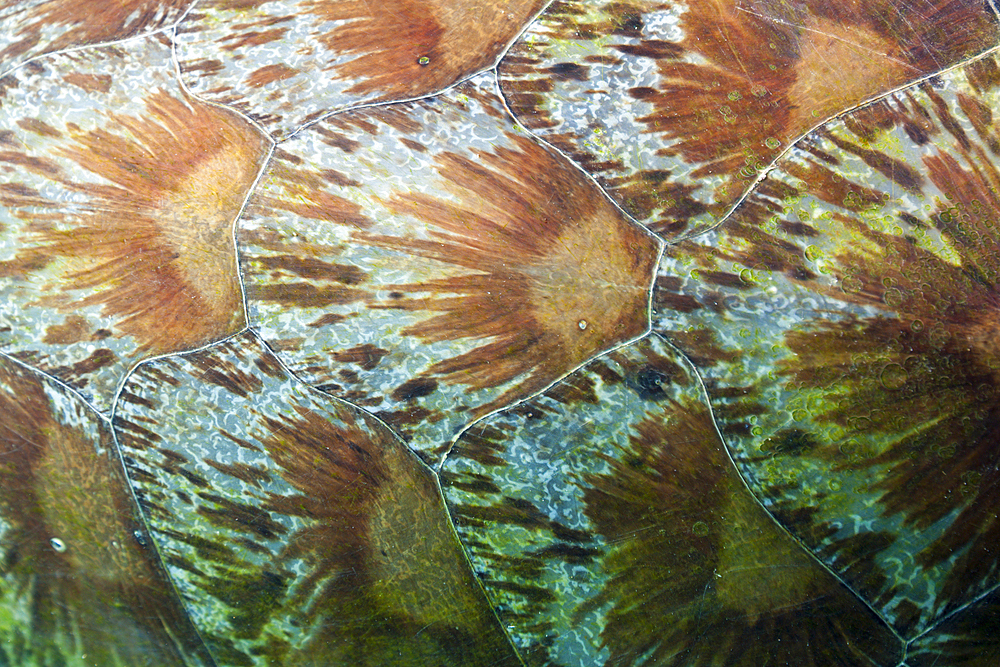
[3, 1, 1000, 665]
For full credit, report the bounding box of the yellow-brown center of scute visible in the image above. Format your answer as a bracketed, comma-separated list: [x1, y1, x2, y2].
[158, 149, 260, 331]
[714, 477, 822, 622]
[527, 212, 657, 365]
[787, 18, 912, 137]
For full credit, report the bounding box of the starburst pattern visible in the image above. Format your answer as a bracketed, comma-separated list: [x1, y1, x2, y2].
[115, 333, 520, 666]
[0, 355, 210, 666]
[241, 73, 659, 452]
[0, 39, 267, 408]
[443, 334, 900, 666]
[654, 50, 1000, 636]
[500, 0, 999, 236]
[3, 0, 1000, 665]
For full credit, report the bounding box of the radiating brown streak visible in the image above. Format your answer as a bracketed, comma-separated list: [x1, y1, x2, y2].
[504, 0, 997, 239]
[351, 133, 659, 416]
[25, 89, 269, 353]
[0, 0, 191, 62]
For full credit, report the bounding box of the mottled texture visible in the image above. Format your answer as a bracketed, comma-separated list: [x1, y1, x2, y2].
[175, 0, 549, 138]
[443, 334, 901, 666]
[241, 72, 660, 456]
[0, 0, 193, 72]
[114, 332, 520, 667]
[2, 0, 1000, 664]
[653, 50, 1000, 638]
[0, 355, 210, 666]
[500, 0, 999, 237]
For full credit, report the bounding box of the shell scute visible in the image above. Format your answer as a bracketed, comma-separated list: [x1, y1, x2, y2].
[654, 49, 1000, 639]
[240, 73, 660, 455]
[499, 0, 1000, 238]
[1, 0, 1000, 665]
[114, 331, 521, 665]
[0, 36, 268, 410]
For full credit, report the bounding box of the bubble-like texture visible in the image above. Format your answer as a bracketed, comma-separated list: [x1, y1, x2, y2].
[2, 2, 1000, 665]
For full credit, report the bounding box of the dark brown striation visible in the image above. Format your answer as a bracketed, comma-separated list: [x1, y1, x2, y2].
[908, 585, 1000, 666]
[500, 0, 998, 236]
[580, 407, 902, 666]
[114, 335, 521, 666]
[240, 78, 661, 450]
[5, 1, 997, 662]
[634, 0, 996, 163]
[0, 356, 210, 666]
[652, 52, 1000, 635]
[358, 132, 659, 419]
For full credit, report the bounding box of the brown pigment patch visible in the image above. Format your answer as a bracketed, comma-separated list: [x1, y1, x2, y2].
[360, 132, 658, 416]
[36, 91, 269, 353]
[307, 0, 547, 98]
[246, 63, 300, 88]
[62, 72, 113, 94]
[42, 314, 92, 344]
[786, 17, 913, 136]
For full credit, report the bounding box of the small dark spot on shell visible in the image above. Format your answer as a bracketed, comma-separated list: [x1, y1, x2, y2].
[630, 366, 670, 399]
[761, 428, 820, 456]
[547, 62, 590, 81]
[789, 266, 816, 281]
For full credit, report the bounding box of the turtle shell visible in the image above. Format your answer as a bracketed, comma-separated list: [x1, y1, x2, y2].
[2, 1, 999, 665]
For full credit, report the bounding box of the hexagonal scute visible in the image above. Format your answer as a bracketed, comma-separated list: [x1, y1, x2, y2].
[0, 354, 212, 666]
[240, 71, 661, 457]
[654, 49, 1000, 640]
[500, 0, 999, 238]
[442, 334, 902, 665]
[0, 34, 269, 411]
[174, 0, 549, 138]
[113, 332, 520, 666]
